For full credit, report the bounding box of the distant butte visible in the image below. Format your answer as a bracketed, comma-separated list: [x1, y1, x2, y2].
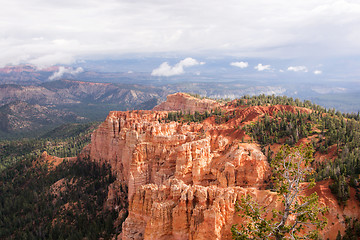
[153, 92, 222, 113]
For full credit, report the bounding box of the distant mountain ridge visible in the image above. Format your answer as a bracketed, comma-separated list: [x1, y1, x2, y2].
[0, 101, 83, 138]
[0, 80, 169, 139]
[0, 80, 168, 107]
[2, 64, 360, 113]
[1, 65, 360, 139]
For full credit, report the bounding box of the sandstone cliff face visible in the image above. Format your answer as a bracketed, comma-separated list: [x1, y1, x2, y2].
[84, 93, 360, 240]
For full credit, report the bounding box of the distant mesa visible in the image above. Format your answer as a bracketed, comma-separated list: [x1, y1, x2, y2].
[153, 92, 221, 113]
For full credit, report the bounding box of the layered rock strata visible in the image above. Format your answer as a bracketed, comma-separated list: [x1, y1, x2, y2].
[83, 93, 360, 240]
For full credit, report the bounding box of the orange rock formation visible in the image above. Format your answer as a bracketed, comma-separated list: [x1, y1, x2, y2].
[82, 93, 359, 240]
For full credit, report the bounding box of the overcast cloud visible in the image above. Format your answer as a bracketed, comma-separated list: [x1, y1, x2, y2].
[1, 0, 360, 67]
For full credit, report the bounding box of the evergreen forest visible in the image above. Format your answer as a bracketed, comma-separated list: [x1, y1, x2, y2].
[0, 122, 128, 239]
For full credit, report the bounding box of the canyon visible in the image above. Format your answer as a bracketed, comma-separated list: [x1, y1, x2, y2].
[82, 93, 360, 239]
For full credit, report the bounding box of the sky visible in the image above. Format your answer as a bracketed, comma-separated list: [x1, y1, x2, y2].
[1, 0, 360, 73]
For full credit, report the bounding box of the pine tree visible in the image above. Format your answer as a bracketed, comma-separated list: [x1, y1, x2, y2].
[232, 144, 328, 240]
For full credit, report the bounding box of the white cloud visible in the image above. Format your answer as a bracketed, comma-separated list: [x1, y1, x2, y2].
[151, 57, 204, 77]
[287, 66, 308, 72]
[254, 63, 271, 71]
[179, 57, 202, 67]
[230, 61, 248, 68]
[1, 0, 360, 66]
[314, 70, 322, 75]
[49, 66, 84, 80]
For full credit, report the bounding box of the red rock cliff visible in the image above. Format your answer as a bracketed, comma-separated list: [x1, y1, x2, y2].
[83, 93, 360, 240]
